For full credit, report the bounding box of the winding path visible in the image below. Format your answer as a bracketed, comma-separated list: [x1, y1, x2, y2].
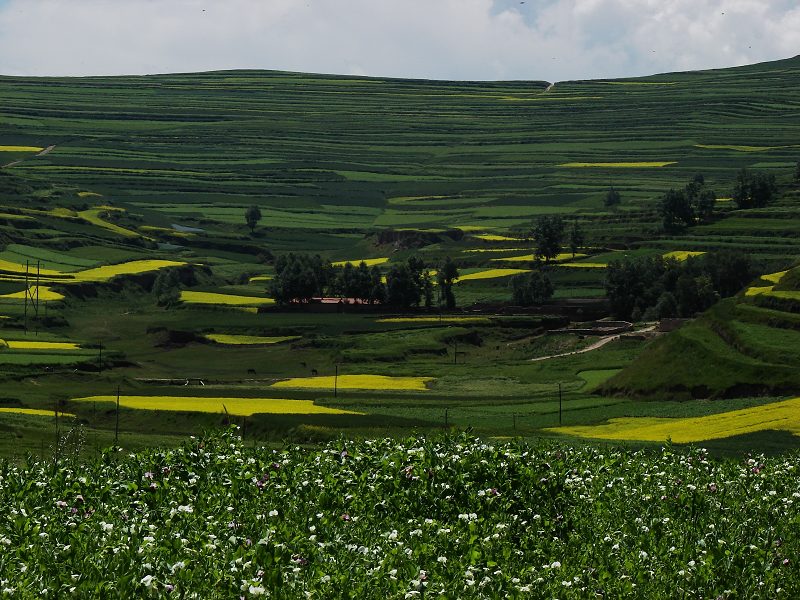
[529, 324, 656, 362]
[1, 144, 56, 169]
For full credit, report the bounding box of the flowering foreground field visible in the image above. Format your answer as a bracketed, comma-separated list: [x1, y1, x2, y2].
[2, 430, 800, 597]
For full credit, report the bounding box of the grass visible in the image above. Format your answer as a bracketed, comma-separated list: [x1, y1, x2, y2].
[203, 334, 300, 345]
[72, 395, 361, 416]
[180, 291, 275, 306]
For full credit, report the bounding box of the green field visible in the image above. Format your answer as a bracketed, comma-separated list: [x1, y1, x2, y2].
[1, 57, 800, 458]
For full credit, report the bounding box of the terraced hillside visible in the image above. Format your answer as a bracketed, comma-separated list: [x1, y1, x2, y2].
[1, 57, 800, 457]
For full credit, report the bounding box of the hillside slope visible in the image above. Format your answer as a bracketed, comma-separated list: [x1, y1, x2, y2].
[599, 264, 800, 399]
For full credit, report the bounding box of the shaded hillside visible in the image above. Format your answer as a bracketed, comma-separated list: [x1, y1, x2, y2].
[599, 265, 800, 399]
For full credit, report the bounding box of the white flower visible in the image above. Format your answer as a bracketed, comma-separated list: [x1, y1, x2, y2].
[437, 556, 447, 564]
[100, 522, 113, 532]
[140, 575, 155, 588]
[550, 561, 561, 569]
[177, 505, 193, 513]
[269, 510, 278, 517]
[248, 585, 266, 596]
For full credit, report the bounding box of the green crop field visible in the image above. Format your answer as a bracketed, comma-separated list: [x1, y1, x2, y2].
[0, 56, 800, 464]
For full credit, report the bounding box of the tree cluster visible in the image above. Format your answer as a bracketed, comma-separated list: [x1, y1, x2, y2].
[605, 250, 753, 321]
[510, 271, 554, 306]
[152, 269, 182, 307]
[732, 168, 777, 209]
[270, 253, 458, 308]
[659, 174, 716, 231]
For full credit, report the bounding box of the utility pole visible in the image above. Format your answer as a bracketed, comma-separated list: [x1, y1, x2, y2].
[334, 364, 339, 398]
[444, 407, 449, 428]
[115, 385, 120, 444]
[558, 382, 563, 425]
[98, 343, 103, 374]
[453, 339, 458, 365]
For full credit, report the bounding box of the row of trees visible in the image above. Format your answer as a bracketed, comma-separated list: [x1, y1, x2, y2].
[269, 254, 460, 308]
[605, 250, 754, 321]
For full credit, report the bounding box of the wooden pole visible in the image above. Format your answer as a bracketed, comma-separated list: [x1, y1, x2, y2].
[115, 385, 120, 444]
[558, 382, 563, 425]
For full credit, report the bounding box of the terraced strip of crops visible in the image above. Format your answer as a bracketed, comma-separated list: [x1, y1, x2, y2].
[179, 291, 275, 306]
[548, 396, 800, 443]
[72, 396, 361, 416]
[271, 374, 433, 391]
[203, 334, 300, 345]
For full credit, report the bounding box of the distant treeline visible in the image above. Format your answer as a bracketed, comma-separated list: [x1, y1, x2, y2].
[605, 250, 754, 321]
[270, 254, 459, 308]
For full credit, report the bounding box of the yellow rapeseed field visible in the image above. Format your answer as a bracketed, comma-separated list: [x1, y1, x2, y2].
[248, 275, 273, 283]
[331, 258, 389, 267]
[78, 206, 140, 238]
[0, 408, 75, 418]
[456, 268, 529, 281]
[0, 145, 43, 152]
[745, 285, 773, 296]
[559, 162, 676, 168]
[74, 260, 186, 282]
[272, 374, 433, 391]
[5, 340, 81, 351]
[204, 334, 299, 345]
[180, 291, 275, 306]
[73, 396, 361, 417]
[762, 270, 790, 284]
[0, 259, 67, 277]
[0, 286, 65, 302]
[77, 191, 102, 198]
[663, 251, 706, 261]
[377, 316, 490, 324]
[547, 397, 800, 443]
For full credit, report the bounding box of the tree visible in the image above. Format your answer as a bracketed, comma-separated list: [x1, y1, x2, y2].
[511, 271, 554, 306]
[245, 205, 262, 233]
[732, 168, 777, 209]
[530, 216, 565, 263]
[568, 219, 585, 258]
[385, 264, 419, 308]
[684, 174, 715, 223]
[659, 188, 694, 231]
[604, 187, 621, 207]
[271, 253, 327, 304]
[153, 269, 181, 307]
[437, 256, 459, 309]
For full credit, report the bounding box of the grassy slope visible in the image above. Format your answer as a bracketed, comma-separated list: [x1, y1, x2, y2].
[600, 268, 800, 399]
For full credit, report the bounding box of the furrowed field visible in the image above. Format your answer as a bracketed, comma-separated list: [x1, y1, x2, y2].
[2, 428, 800, 597]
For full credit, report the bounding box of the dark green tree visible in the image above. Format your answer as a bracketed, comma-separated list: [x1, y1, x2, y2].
[511, 271, 554, 306]
[437, 256, 460, 309]
[385, 264, 420, 308]
[271, 253, 327, 304]
[659, 188, 694, 231]
[568, 219, 585, 258]
[684, 174, 715, 223]
[153, 269, 181, 307]
[732, 168, 777, 209]
[530, 215, 565, 263]
[245, 205, 262, 232]
[604, 187, 621, 207]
